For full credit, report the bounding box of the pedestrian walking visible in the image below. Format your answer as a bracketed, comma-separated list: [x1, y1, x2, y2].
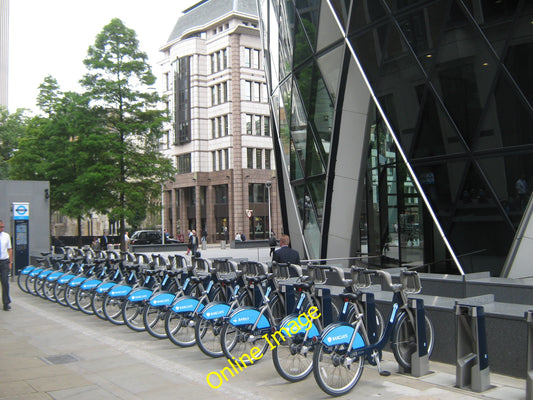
[0, 220, 13, 311]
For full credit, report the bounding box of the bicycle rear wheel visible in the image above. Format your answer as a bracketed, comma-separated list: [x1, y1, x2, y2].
[272, 333, 314, 382]
[313, 342, 364, 396]
[391, 311, 434, 371]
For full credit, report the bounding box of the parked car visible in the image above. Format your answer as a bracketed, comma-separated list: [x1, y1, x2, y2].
[130, 230, 181, 245]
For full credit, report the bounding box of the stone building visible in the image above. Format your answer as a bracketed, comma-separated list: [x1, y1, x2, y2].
[159, 0, 281, 243]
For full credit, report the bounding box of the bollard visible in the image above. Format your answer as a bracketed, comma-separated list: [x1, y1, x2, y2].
[409, 298, 430, 377]
[315, 287, 334, 326]
[220, 240, 226, 249]
[527, 311, 533, 400]
[455, 304, 491, 392]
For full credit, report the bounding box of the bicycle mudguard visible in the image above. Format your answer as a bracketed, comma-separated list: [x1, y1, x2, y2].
[149, 293, 176, 307]
[320, 322, 365, 349]
[80, 279, 102, 290]
[108, 285, 133, 298]
[127, 288, 153, 302]
[171, 296, 204, 313]
[29, 268, 44, 277]
[20, 265, 36, 275]
[277, 313, 320, 338]
[96, 282, 117, 294]
[228, 307, 270, 329]
[68, 276, 87, 287]
[46, 271, 64, 281]
[38, 270, 53, 279]
[200, 302, 230, 320]
[57, 274, 76, 284]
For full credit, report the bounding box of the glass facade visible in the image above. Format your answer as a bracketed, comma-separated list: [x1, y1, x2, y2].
[258, 0, 533, 275]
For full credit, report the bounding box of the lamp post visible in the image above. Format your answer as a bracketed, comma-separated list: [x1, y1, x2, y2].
[161, 184, 165, 245]
[266, 181, 272, 238]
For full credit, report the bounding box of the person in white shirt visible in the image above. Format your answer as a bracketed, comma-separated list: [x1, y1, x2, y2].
[0, 220, 13, 311]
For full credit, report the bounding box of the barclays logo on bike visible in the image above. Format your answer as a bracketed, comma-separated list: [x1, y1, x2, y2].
[206, 310, 225, 318]
[327, 334, 349, 343]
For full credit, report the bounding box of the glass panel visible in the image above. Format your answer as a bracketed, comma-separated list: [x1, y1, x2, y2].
[414, 160, 467, 232]
[310, 73, 334, 159]
[306, 126, 326, 176]
[308, 178, 325, 227]
[475, 71, 533, 150]
[296, 0, 320, 50]
[279, 79, 293, 169]
[504, 42, 533, 106]
[294, 61, 314, 117]
[279, 0, 296, 80]
[290, 87, 308, 174]
[329, 0, 351, 31]
[348, 0, 387, 35]
[412, 88, 467, 158]
[427, 9, 499, 148]
[463, 0, 520, 57]
[316, 43, 344, 103]
[317, 0, 345, 53]
[290, 139, 305, 180]
[447, 163, 513, 275]
[478, 153, 533, 228]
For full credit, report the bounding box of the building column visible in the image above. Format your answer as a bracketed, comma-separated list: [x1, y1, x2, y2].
[206, 185, 215, 243]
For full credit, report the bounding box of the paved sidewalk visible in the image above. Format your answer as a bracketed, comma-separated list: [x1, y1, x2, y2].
[0, 261, 527, 400]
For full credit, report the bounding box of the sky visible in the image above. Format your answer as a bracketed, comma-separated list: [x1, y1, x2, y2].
[8, 0, 199, 113]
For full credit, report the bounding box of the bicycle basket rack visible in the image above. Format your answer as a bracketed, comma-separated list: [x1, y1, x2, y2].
[350, 266, 372, 289]
[400, 270, 422, 294]
[306, 264, 328, 285]
[239, 261, 267, 278]
[271, 262, 302, 280]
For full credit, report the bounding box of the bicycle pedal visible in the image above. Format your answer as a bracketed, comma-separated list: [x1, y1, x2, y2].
[379, 370, 391, 377]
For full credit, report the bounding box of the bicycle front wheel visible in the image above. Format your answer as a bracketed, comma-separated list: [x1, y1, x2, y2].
[54, 283, 68, 306]
[220, 322, 269, 366]
[195, 316, 225, 358]
[272, 333, 314, 382]
[65, 286, 79, 310]
[76, 288, 94, 315]
[103, 296, 125, 325]
[122, 300, 146, 332]
[391, 311, 434, 371]
[143, 305, 168, 339]
[313, 342, 364, 397]
[91, 291, 107, 320]
[17, 273, 30, 293]
[165, 311, 196, 347]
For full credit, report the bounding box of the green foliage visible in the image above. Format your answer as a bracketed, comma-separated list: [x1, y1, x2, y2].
[80, 18, 175, 242]
[0, 106, 28, 179]
[9, 19, 176, 244]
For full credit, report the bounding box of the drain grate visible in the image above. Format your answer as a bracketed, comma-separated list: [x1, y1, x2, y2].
[40, 354, 79, 365]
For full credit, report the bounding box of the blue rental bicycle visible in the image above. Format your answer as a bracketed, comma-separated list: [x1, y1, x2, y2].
[312, 269, 434, 396]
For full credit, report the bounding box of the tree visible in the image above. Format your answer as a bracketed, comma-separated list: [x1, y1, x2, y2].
[80, 18, 175, 250]
[0, 106, 28, 179]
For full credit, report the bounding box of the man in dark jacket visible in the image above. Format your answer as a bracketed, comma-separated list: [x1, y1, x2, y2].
[273, 234, 300, 265]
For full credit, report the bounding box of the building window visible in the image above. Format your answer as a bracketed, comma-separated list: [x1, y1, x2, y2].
[246, 114, 253, 134]
[244, 81, 252, 101]
[247, 148, 254, 168]
[224, 148, 229, 170]
[253, 82, 261, 102]
[254, 115, 261, 136]
[264, 116, 270, 136]
[218, 149, 223, 171]
[256, 149, 263, 169]
[265, 149, 271, 170]
[223, 115, 229, 136]
[177, 153, 191, 174]
[212, 119, 217, 139]
[249, 183, 266, 203]
[212, 151, 217, 171]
